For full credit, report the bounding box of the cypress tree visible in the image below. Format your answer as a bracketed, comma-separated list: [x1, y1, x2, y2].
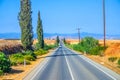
[63, 38, 66, 44]
[18, 0, 33, 50]
[56, 36, 60, 45]
[37, 11, 44, 49]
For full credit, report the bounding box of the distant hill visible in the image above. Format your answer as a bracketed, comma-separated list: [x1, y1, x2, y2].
[0, 32, 120, 39]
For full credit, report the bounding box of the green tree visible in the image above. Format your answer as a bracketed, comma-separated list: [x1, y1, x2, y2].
[0, 52, 11, 74]
[18, 0, 33, 50]
[79, 37, 99, 53]
[63, 38, 66, 44]
[37, 11, 44, 49]
[56, 36, 60, 45]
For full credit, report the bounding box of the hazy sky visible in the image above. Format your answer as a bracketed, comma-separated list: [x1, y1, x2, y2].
[0, 0, 120, 35]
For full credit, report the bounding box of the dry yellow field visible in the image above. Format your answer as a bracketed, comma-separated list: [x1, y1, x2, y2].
[66, 39, 120, 57]
[0, 39, 56, 52]
[33, 39, 56, 45]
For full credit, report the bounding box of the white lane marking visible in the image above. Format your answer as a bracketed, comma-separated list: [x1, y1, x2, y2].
[63, 50, 75, 80]
[79, 55, 117, 80]
[30, 48, 59, 80]
[65, 47, 117, 80]
[30, 58, 49, 80]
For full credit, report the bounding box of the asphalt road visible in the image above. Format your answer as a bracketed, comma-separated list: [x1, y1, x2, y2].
[23, 46, 120, 80]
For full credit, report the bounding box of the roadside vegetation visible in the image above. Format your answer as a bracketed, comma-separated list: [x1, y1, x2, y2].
[0, 0, 58, 76]
[66, 37, 105, 55]
[108, 57, 117, 62]
[0, 52, 11, 75]
[108, 57, 120, 67]
[65, 37, 120, 68]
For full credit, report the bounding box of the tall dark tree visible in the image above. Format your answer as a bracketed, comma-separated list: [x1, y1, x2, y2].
[63, 38, 66, 44]
[56, 36, 60, 45]
[18, 0, 33, 50]
[37, 11, 44, 49]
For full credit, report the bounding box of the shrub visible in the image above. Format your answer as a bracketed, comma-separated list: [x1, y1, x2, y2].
[23, 50, 36, 59]
[108, 57, 118, 62]
[89, 46, 104, 55]
[118, 58, 120, 65]
[34, 49, 47, 56]
[72, 44, 83, 52]
[35, 43, 56, 51]
[34, 43, 40, 50]
[0, 52, 11, 73]
[10, 53, 24, 65]
[0, 70, 3, 76]
[11, 61, 17, 66]
[80, 37, 99, 53]
[24, 55, 35, 61]
[67, 37, 105, 55]
[10, 53, 31, 66]
[44, 44, 56, 50]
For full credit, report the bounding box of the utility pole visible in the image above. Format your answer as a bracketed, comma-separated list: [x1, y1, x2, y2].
[77, 28, 80, 43]
[103, 0, 106, 49]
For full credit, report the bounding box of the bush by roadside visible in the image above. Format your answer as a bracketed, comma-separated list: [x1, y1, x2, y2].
[0, 52, 11, 75]
[108, 57, 120, 67]
[9, 53, 31, 66]
[34, 43, 57, 56]
[44, 44, 57, 51]
[108, 57, 118, 62]
[0, 42, 57, 75]
[66, 37, 105, 55]
[34, 49, 48, 56]
[34, 43, 57, 51]
[118, 59, 120, 65]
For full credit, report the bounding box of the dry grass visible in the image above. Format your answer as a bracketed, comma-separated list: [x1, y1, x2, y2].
[0, 39, 56, 53]
[0, 39, 21, 47]
[66, 39, 79, 44]
[33, 39, 56, 45]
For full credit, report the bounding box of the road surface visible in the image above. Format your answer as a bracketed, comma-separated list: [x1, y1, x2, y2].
[23, 46, 120, 80]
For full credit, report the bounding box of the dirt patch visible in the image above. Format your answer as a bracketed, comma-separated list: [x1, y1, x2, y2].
[0, 49, 55, 80]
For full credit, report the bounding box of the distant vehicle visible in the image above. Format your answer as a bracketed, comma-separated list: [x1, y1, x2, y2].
[59, 45, 62, 47]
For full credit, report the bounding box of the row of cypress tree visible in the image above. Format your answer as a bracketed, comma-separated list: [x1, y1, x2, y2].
[18, 0, 44, 50]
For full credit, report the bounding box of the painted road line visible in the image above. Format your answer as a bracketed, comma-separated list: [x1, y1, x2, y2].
[30, 58, 50, 80]
[66, 47, 117, 80]
[63, 49, 75, 80]
[79, 55, 117, 80]
[29, 48, 59, 80]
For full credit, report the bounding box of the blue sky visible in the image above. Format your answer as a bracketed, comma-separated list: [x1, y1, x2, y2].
[0, 0, 120, 35]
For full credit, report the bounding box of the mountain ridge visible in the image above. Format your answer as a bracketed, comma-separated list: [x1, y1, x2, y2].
[0, 32, 120, 39]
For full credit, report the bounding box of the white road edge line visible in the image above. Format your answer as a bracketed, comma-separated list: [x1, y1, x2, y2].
[63, 50, 75, 80]
[79, 56, 117, 80]
[30, 58, 49, 80]
[67, 47, 117, 80]
[30, 48, 59, 80]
